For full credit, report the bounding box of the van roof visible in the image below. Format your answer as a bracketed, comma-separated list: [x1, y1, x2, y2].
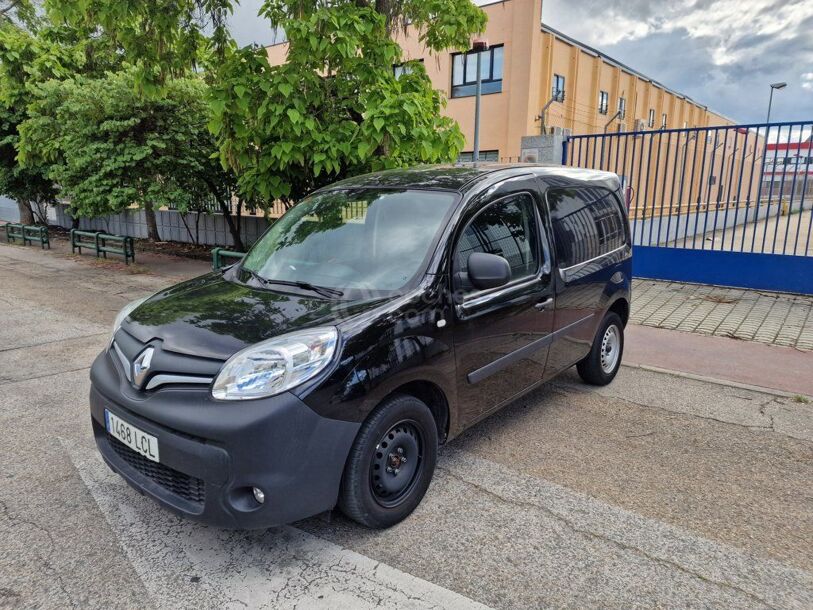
[323, 163, 621, 194]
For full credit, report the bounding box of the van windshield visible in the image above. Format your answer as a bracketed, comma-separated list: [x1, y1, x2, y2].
[239, 188, 457, 296]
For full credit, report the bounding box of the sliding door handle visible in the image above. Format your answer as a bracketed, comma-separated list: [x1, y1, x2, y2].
[534, 297, 554, 311]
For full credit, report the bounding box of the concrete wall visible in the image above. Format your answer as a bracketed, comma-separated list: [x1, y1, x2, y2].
[0, 196, 19, 223]
[633, 197, 811, 247]
[52, 205, 271, 248]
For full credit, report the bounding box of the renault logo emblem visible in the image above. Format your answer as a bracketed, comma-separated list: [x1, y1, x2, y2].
[132, 347, 154, 388]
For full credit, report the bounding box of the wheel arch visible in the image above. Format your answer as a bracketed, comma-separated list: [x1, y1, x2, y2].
[607, 297, 630, 327]
[378, 380, 450, 445]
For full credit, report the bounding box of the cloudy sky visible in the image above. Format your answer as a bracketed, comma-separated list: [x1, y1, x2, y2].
[228, 0, 812, 125]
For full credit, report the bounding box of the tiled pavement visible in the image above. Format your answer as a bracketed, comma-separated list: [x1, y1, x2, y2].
[630, 279, 813, 351]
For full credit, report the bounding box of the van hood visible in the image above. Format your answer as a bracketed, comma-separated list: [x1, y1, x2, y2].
[122, 272, 384, 360]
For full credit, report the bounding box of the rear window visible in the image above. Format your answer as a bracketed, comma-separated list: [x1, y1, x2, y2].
[546, 187, 626, 268]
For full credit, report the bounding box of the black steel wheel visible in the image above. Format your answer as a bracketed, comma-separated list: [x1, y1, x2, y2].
[577, 311, 624, 386]
[339, 395, 438, 529]
[369, 420, 423, 508]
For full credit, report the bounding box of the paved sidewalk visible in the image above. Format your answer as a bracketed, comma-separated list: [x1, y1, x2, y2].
[625, 325, 813, 398]
[631, 279, 813, 351]
[0, 230, 211, 279]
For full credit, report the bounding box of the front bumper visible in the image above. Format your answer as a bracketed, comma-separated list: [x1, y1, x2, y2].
[89, 351, 360, 529]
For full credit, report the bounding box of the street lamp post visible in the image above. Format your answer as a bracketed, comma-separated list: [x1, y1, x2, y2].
[472, 39, 488, 163]
[766, 82, 787, 124]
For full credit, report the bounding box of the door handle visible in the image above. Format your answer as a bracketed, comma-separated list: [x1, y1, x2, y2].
[534, 297, 554, 311]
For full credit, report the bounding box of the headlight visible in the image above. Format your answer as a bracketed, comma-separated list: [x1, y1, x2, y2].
[212, 327, 339, 401]
[111, 296, 149, 343]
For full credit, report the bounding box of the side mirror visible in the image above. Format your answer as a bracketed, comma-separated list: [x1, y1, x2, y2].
[467, 252, 511, 290]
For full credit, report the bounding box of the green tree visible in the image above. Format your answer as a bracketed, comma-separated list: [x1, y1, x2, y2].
[0, 104, 55, 224]
[41, 0, 239, 239]
[209, 0, 486, 209]
[20, 69, 242, 245]
[0, 21, 68, 224]
[1, 1, 37, 27]
[44, 0, 234, 92]
[0, 15, 122, 224]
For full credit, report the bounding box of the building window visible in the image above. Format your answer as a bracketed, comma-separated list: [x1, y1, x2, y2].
[598, 91, 609, 115]
[552, 74, 566, 102]
[618, 97, 626, 120]
[661, 113, 668, 128]
[393, 59, 424, 79]
[457, 150, 499, 162]
[648, 109, 655, 128]
[451, 45, 504, 98]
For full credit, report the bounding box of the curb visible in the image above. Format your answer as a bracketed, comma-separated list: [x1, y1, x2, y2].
[621, 361, 812, 400]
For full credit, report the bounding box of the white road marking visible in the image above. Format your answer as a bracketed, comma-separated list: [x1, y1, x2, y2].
[63, 440, 490, 610]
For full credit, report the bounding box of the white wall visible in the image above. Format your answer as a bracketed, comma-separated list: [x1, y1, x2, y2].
[0, 196, 19, 223]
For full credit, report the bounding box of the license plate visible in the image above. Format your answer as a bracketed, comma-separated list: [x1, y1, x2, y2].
[105, 410, 160, 463]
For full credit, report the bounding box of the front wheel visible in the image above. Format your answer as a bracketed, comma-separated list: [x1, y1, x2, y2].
[577, 312, 624, 385]
[338, 395, 438, 529]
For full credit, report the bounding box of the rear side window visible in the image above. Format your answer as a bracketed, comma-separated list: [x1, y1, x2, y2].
[455, 194, 539, 289]
[546, 187, 626, 268]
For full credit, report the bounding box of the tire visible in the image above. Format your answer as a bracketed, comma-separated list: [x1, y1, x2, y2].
[577, 312, 624, 386]
[338, 394, 438, 529]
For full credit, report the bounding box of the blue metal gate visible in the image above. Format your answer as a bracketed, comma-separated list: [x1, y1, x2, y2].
[563, 121, 813, 295]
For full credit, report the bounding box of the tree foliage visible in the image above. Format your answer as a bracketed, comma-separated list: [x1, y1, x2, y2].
[1, 0, 487, 247]
[0, 0, 37, 28]
[44, 0, 234, 92]
[0, 16, 123, 222]
[0, 22, 66, 223]
[19, 69, 239, 242]
[210, 0, 486, 208]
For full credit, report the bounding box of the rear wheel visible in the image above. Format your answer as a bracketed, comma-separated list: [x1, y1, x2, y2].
[338, 395, 438, 529]
[577, 312, 624, 385]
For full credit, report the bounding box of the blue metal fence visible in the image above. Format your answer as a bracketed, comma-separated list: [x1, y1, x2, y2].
[563, 121, 813, 294]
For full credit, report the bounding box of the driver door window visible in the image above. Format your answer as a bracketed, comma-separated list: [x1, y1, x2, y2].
[454, 194, 540, 294]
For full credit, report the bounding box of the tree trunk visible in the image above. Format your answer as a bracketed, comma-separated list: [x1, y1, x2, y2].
[16, 199, 34, 225]
[31, 199, 49, 225]
[218, 200, 244, 251]
[144, 201, 160, 241]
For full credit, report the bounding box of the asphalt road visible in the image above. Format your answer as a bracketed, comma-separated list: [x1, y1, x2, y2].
[1, 242, 811, 609]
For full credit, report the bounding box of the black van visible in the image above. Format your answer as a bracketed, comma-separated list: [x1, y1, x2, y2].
[90, 164, 631, 529]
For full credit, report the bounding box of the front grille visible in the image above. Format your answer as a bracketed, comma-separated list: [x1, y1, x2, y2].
[108, 435, 205, 504]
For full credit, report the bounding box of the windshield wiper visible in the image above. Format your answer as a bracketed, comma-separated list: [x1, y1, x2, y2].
[242, 269, 344, 298]
[263, 279, 345, 298]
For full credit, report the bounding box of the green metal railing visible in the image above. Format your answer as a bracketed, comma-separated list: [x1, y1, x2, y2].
[97, 233, 135, 264]
[70, 229, 105, 255]
[4, 223, 49, 249]
[68, 229, 135, 264]
[212, 247, 246, 270]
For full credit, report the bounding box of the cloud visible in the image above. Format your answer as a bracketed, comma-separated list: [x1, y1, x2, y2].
[227, 0, 278, 47]
[543, 0, 813, 123]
